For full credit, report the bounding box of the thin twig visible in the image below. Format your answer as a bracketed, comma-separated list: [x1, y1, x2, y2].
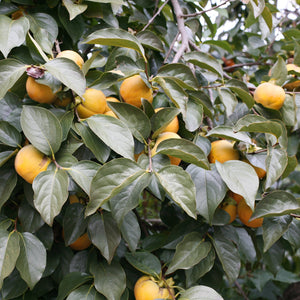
[290, 214, 300, 218]
[182, 0, 233, 18]
[223, 61, 271, 71]
[171, 0, 190, 63]
[142, 0, 170, 31]
[164, 31, 179, 63]
[234, 280, 249, 300]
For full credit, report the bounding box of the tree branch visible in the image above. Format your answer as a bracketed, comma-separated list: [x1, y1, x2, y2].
[142, 0, 170, 31]
[182, 0, 233, 18]
[223, 61, 271, 71]
[171, 0, 190, 63]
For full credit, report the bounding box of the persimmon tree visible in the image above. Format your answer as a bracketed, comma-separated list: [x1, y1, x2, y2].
[0, 0, 300, 299]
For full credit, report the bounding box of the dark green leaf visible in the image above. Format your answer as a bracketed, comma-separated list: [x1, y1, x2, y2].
[21, 106, 63, 156]
[0, 168, 17, 210]
[16, 232, 46, 290]
[0, 121, 21, 147]
[33, 168, 69, 226]
[269, 56, 288, 86]
[136, 30, 164, 52]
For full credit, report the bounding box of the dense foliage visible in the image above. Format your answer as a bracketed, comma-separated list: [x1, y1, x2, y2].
[0, 0, 300, 299]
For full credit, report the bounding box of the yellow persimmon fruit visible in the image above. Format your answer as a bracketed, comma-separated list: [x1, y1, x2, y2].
[242, 158, 266, 179]
[120, 75, 153, 107]
[254, 82, 286, 110]
[104, 97, 120, 113]
[220, 202, 237, 224]
[154, 108, 179, 133]
[208, 140, 239, 163]
[62, 230, 91, 251]
[227, 190, 244, 205]
[26, 76, 57, 104]
[56, 50, 84, 69]
[151, 132, 181, 166]
[77, 88, 107, 119]
[283, 63, 300, 90]
[14, 144, 51, 184]
[237, 200, 263, 228]
[134, 276, 174, 300]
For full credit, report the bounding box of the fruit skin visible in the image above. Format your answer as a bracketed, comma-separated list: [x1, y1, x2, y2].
[155, 108, 179, 133]
[62, 230, 91, 251]
[54, 94, 72, 107]
[283, 64, 300, 90]
[14, 144, 51, 184]
[134, 276, 174, 300]
[254, 82, 286, 110]
[77, 88, 107, 119]
[208, 140, 239, 163]
[220, 202, 237, 224]
[120, 75, 153, 107]
[151, 132, 181, 166]
[26, 76, 57, 104]
[227, 191, 243, 204]
[104, 96, 120, 113]
[237, 200, 263, 228]
[56, 50, 84, 69]
[243, 158, 266, 179]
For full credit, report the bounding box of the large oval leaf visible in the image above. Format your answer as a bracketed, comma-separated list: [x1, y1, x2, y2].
[0, 121, 22, 147]
[87, 114, 135, 160]
[155, 165, 197, 219]
[33, 168, 69, 226]
[0, 15, 30, 58]
[83, 28, 146, 61]
[179, 285, 223, 300]
[86, 158, 146, 216]
[216, 160, 259, 211]
[21, 106, 63, 156]
[44, 57, 86, 97]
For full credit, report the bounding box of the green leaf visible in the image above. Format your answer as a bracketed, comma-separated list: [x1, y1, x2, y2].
[269, 56, 287, 86]
[155, 165, 197, 219]
[206, 125, 252, 144]
[88, 212, 121, 263]
[0, 151, 15, 168]
[185, 249, 215, 287]
[154, 76, 189, 119]
[212, 227, 240, 283]
[261, 5, 273, 32]
[166, 233, 211, 275]
[185, 97, 204, 132]
[108, 102, 151, 142]
[120, 212, 140, 253]
[216, 160, 259, 211]
[44, 58, 86, 97]
[248, 0, 265, 18]
[0, 59, 27, 99]
[63, 0, 87, 20]
[186, 164, 227, 224]
[136, 30, 164, 52]
[87, 114, 135, 160]
[155, 138, 210, 169]
[75, 122, 110, 164]
[151, 107, 180, 138]
[217, 88, 238, 116]
[179, 285, 223, 300]
[21, 106, 63, 156]
[233, 115, 282, 140]
[63, 203, 87, 246]
[262, 216, 293, 252]
[188, 91, 213, 119]
[203, 40, 233, 54]
[83, 28, 146, 61]
[16, 232, 46, 290]
[157, 63, 198, 90]
[110, 173, 151, 225]
[184, 51, 223, 78]
[1, 269, 27, 299]
[57, 272, 92, 300]
[265, 147, 288, 190]
[0, 121, 21, 147]
[0, 15, 30, 58]
[283, 219, 300, 249]
[91, 260, 126, 300]
[67, 161, 100, 195]
[58, 110, 74, 142]
[0, 230, 20, 289]
[251, 191, 300, 219]
[66, 285, 103, 300]
[125, 251, 161, 277]
[0, 168, 17, 210]
[33, 168, 69, 226]
[281, 94, 296, 127]
[26, 13, 58, 55]
[86, 158, 146, 216]
[227, 86, 254, 109]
